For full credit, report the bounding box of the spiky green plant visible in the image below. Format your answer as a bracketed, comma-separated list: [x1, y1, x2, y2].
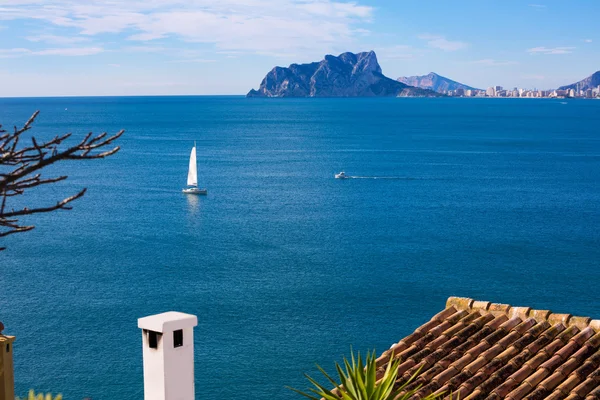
[288, 349, 440, 400]
[15, 389, 62, 400]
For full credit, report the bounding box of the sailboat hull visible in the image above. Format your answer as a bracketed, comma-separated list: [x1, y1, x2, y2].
[182, 188, 207, 195]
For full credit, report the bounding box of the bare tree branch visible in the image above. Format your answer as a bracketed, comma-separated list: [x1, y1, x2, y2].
[0, 111, 124, 249]
[2, 188, 87, 218]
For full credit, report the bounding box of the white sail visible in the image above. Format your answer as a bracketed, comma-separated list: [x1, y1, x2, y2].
[187, 145, 198, 187]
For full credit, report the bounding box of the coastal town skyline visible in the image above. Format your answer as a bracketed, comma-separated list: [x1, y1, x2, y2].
[0, 0, 598, 96]
[398, 71, 600, 98]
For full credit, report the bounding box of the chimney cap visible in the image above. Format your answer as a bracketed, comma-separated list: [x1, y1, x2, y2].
[138, 312, 197, 333]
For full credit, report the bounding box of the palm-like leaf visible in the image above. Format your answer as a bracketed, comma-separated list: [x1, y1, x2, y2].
[16, 389, 62, 400]
[288, 349, 441, 400]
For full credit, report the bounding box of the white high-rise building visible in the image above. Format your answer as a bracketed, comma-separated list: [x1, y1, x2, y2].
[486, 87, 496, 97]
[138, 312, 198, 400]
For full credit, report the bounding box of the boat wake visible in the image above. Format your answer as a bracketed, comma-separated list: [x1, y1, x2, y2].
[344, 176, 417, 180]
[335, 171, 435, 180]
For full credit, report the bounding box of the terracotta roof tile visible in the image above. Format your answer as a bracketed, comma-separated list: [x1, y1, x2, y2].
[585, 384, 600, 398]
[544, 352, 600, 400]
[507, 380, 535, 400]
[530, 309, 552, 321]
[373, 297, 600, 400]
[472, 300, 491, 311]
[571, 317, 593, 330]
[466, 324, 566, 399]
[565, 370, 600, 399]
[549, 314, 573, 326]
[377, 307, 458, 367]
[511, 307, 532, 320]
[447, 297, 475, 310]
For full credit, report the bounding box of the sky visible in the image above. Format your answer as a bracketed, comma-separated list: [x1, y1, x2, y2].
[0, 0, 598, 96]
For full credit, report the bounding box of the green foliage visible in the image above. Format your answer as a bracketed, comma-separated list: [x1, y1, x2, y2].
[15, 389, 62, 400]
[288, 349, 440, 400]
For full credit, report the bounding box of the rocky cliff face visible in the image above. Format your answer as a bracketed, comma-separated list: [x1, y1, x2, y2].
[247, 51, 440, 98]
[397, 72, 479, 93]
[558, 71, 600, 91]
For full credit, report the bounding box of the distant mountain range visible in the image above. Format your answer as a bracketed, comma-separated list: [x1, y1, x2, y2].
[397, 72, 480, 93]
[247, 51, 441, 98]
[247, 52, 598, 97]
[558, 71, 600, 91]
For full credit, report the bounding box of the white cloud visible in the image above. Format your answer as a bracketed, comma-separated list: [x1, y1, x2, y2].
[0, 0, 374, 56]
[122, 45, 169, 53]
[527, 46, 575, 55]
[418, 34, 468, 52]
[34, 47, 104, 56]
[0, 46, 104, 57]
[528, 4, 546, 8]
[296, 1, 372, 18]
[167, 59, 217, 63]
[584, 39, 592, 43]
[471, 59, 518, 66]
[108, 63, 120, 67]
[127, 32, 167, 41]
[26, 34, 90, 45]
[0, 48, 31, 58]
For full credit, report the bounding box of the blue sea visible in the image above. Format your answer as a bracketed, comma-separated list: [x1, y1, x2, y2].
[1, 96, 599, 399]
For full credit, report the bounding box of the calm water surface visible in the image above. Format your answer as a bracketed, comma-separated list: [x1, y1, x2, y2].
[1, 97, 599, 399]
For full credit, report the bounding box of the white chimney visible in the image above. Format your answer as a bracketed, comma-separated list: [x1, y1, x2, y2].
[138, 312, 198, 400]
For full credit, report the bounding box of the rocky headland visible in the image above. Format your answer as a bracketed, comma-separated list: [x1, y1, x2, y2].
[247, 51, 440, 98]
[397, 72, 480, 93]
[558, 71, 600, 91]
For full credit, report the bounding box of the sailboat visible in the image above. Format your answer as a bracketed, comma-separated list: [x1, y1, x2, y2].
[182, 142, 207, 195]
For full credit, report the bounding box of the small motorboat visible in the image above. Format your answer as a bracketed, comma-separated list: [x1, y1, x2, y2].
[335, 171, 348, 179]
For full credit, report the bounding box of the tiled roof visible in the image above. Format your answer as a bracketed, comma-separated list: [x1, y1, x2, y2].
[375, 297, 600, 400]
